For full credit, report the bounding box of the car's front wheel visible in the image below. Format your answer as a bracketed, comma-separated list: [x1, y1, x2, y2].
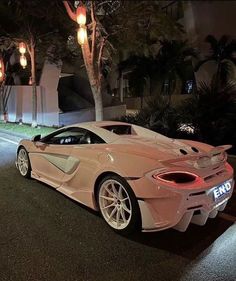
[17, 147, 31, 178]
[97, 175, 141, 234]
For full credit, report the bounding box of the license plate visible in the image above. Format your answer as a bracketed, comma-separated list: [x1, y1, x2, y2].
[213, 180, 232, 201]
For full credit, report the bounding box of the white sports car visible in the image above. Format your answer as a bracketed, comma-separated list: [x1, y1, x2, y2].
[16, 121, 235, 234]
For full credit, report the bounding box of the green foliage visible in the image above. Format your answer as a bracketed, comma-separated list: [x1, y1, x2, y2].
[120, 81, 236, 154]
[195, 35, 236, 88]
[0, 1, 76, 65]
[156, 40, 198, 95]
[107, 1, 184, 56]
[120, 97, 180, 137]
[119, 40, 197, 98]
[179, 82, 236, 152]
[118, 55, 156, 97]
[0, 121, 55, 137]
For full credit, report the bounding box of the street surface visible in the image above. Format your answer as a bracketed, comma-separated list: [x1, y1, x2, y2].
[0, 132, 236, 281]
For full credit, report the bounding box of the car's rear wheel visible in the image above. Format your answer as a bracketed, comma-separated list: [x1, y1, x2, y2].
[17, 147, 31, 178]
[97, 175, 141, 235]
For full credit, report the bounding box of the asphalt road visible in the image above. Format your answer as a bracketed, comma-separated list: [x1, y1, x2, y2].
[0, 132, 236, 281]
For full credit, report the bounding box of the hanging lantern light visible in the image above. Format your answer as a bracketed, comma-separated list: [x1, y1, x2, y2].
[0, 58, 4, 82]
[19, 42, 27, 54]
[20, 55, 27, 69]
[76, 6, 86, 26]
[28, 76, 32, 85]
[77, 26, 87, 45]
[0, 70, 3, 82]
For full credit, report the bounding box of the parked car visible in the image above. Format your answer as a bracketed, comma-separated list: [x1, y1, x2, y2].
[16, 121, 234, 234]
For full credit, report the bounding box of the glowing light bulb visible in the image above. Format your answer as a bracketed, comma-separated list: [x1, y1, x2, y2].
[76, 6, 86, 25]
[77, 26, 87, 45]
[19, 42, 26, 54]
[20, 55, 27, 68]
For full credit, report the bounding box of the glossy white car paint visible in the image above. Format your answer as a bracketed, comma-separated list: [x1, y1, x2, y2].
[16, 121, 235, 232]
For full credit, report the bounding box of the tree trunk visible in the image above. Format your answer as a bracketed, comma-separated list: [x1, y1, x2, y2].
[93, 87, 103, 121]
[0, 83, 4, 121]
[215, 61, 221, 91]
[3, 112, 8, 123]
[29, 37, 37, 127]
[82, 42, 104, 121]
[63, 2, 104, 121]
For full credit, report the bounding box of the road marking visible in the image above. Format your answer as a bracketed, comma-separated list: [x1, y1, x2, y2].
[0, 137, 18, 145]
[218, 212, 236, 222]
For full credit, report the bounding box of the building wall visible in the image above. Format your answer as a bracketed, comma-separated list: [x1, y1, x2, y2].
[4, 61, 62, 126]
[186, 1, 236, 47]
[59, 104, 126, 126]
[183, 1, 236, 84]
[39, 61, 62, 126]
[7, 86, 40, 124]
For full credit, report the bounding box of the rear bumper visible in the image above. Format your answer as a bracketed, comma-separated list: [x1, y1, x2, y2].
[133, 177, 235, 232]
[172, 195, 230, 232]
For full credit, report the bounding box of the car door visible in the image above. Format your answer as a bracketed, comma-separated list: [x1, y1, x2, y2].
[29, 127, 87, 188]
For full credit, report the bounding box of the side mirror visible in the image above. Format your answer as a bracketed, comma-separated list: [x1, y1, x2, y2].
[31, 134, 41, 142]
[35, 141, 46, 148]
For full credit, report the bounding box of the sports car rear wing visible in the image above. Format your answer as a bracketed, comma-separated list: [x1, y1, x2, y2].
[161, 145, 232, 169]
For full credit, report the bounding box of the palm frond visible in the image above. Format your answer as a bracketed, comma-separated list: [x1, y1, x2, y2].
[205, 34, 218, 54]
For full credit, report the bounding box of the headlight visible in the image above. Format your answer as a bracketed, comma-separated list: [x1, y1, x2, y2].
[153, 171, 197, 184]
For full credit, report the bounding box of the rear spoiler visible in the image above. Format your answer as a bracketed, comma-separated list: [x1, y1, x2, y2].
[161, 145, 232, 167]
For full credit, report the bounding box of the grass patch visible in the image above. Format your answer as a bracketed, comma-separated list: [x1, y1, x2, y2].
[0, 121, 56, 138]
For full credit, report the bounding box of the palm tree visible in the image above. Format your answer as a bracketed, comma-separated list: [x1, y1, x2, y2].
[156, 40, 198, 99]
[118, 55, 157, 108]
[195, 35, 236, 89]
[179, 81, 236, 151]
[118, 40, 197, 108]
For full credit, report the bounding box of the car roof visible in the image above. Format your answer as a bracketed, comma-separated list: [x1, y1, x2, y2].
[72, 121, 129, 127]
[64, 121, 130, 143]
[61, 121, 170, 144]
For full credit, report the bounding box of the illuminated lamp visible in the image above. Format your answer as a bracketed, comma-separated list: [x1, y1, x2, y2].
[77, 26, 87, 45]
[20, 55, 27, 69]
[76, 6, 86, 26]
[0, 59, 4, 82]
[0, 70, 3, 82]
[19, 42, 26, 54]
[29, 76, 32, 85]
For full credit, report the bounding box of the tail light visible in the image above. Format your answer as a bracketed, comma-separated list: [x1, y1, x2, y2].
[153, 171, 197, 184]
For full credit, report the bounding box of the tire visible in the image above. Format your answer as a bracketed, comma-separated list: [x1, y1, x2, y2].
[97, 174, 141, 235]
[17, 147, 31, 178]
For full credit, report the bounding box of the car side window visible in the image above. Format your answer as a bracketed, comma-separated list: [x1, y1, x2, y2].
[41, 127, 105, 145]
[41, 128, 87, 145]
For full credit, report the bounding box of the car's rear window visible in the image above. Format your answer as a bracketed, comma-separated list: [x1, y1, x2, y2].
[101, 125, 132, 135]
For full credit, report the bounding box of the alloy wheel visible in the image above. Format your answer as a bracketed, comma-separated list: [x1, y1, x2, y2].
[18, 148, 29, 177]
[99, 179, 132, 230]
